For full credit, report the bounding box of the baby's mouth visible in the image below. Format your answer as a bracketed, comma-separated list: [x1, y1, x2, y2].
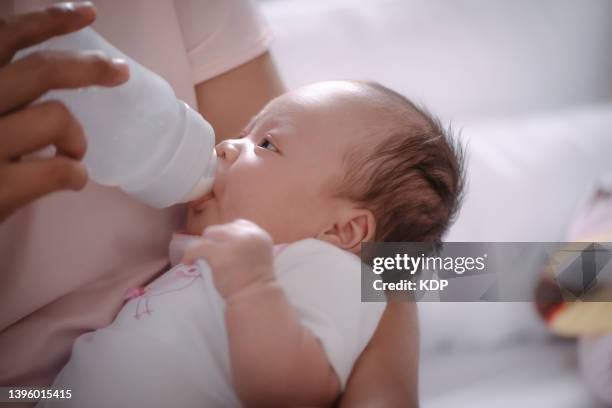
[188, 192, 215, 211]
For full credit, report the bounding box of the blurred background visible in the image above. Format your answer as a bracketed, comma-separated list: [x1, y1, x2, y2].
[259, 0, 612, 122]
[257, 0, 612, 406]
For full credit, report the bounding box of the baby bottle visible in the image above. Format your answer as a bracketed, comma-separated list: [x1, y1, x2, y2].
[15, 28, 216, 208]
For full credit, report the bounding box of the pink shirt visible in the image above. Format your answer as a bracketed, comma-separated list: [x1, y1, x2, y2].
[0, 0, 271, 386]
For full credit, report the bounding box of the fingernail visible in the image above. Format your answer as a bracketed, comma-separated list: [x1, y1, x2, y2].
[111, 58, 129, 76]
[55, 1, 95, 15]
[71, 162, 89, 191]
[111, 58, 127, 67]
[71, 1, 94, 12]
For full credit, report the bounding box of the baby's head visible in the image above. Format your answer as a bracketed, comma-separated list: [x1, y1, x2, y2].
[187, 80, 464, 253]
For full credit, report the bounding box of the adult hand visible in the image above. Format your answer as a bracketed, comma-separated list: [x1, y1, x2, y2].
[0, 2, 129, 222]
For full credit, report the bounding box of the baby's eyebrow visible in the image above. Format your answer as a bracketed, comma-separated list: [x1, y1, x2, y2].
[249, 112, 265, 128]
[240, 115, 260, 136]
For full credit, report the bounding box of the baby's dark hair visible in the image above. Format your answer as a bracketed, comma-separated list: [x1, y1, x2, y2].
[336, 81, 465, 247]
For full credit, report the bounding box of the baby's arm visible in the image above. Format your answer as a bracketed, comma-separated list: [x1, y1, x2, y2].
[184, 219, 340, 407]
[225, 277, 340, 406]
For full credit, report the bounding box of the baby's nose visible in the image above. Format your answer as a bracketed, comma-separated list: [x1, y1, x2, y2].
[215, 140, 240, 163]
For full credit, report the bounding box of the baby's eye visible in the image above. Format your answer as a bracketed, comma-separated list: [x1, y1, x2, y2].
[258, 138, 279, 152]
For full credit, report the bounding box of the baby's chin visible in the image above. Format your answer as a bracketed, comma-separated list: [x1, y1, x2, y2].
[186, 207, 219, 235]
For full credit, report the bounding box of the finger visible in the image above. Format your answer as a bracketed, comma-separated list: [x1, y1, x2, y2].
[201, 224, 233, 239]
[0, 156, 87, 221]
[183, 239, 214, 264]
[183, 238, 218, 265]
[0, 101, 86, 160]
[0, 50, 129, 114]
[0, 2, 96, 66]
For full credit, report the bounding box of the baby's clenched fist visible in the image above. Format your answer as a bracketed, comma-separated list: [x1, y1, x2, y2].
[182, 219, 275, 299]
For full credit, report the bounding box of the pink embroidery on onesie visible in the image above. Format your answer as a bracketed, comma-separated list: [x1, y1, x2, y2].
[125, 264, 203, 320]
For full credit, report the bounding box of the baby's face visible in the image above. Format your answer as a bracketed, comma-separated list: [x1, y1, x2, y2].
[186, 81, 373, 243]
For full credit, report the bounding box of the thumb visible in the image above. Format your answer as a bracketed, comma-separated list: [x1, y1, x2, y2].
[182, 238, 213, 265]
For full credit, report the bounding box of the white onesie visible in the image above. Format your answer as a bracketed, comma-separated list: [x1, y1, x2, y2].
[41, 236, 385, 408]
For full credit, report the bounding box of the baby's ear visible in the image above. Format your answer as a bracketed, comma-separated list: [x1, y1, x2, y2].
[317, 208, 376, 254]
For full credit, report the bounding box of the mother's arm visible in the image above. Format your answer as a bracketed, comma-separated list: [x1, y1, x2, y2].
[340, 302, 420, 408]
[194, 52, 286, 143]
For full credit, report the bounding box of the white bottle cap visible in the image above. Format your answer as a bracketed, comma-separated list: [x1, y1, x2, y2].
[122, 102, 217, 208]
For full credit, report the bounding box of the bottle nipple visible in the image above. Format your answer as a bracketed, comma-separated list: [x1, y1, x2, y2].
[181, 149, 217, 203]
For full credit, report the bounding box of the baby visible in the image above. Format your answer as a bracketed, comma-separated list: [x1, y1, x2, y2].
[42, 81, 464, 407]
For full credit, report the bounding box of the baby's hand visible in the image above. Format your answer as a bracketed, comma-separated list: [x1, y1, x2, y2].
[182, 219, 275, 299]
